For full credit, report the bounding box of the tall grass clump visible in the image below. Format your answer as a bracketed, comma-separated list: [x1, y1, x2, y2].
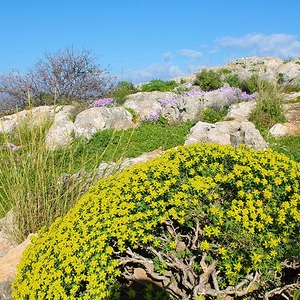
[0, 108, 130, 243]
[0, 117, 85, 242]
[250, 77, 286, 135]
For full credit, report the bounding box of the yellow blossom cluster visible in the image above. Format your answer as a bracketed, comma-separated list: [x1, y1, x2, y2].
[12, 143, 300, 299]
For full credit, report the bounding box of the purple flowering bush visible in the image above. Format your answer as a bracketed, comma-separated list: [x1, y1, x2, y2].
[214, 87, 257, 102]
[143, 112, 160, 123]
[160, 88, 256, 109]
[159, 97, 179, 107]
[90, 98, 117, 108]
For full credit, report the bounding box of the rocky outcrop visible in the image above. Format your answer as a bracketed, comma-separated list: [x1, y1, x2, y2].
[184, 120, 268, 150]
[0, 235, 33, 281]
[45, 105, 76, 150]
[162, 91, 232, 123]
[74, 107, 134, 139]
[0, 211, 32, 299]
[269, 102, 300, 136]
[220, 57, 300, 86]
[224, 100, 256, 121]
[0, 106, 57, 134]
[124, 91, 175, 120]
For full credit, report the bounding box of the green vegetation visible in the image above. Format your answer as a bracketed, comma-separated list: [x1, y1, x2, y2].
[282, 83, 300, 93]
[268, 135, 300, 162]
[13, 143, 300, 299]
[224, 73, 240, 88]
[249, 78, 285, 135]
[201, 106, 228, 123]
[62, 120, 193, 173]
[111, 81, 138, 105]
[194, 69, 223, 91]
[2, 62, 300, 299]
[0, 117, 110, 242]
[0, 116, 193, 242]
[238, 74, 265, 94]
[140, 79, 178, 92]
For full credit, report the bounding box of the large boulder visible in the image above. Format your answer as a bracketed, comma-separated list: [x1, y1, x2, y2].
[202, 91, 229, 109]
[74, 107, 134, 139]
[0, 106, 56, 134]
[269, 102, 300, 136]
[277, 61, 300, 84]
[161, 95, 203, 123]
[45, 105, 76, 150]
[161, 91, 230, 123]
[0, 211, 33, 300]
[224, 100, 256, 121]
[185, 120, 268, 150]
[124, 91, 176, 120]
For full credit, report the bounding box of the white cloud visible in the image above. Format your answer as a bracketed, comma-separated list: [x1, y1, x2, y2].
[178, 49, 203, 58]
[122, 62, 183, 83]
[216, 33, 300, 58]
[162, 52, 173, 61]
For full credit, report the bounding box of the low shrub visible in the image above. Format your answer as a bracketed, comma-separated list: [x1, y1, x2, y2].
[238, 74, 274, 94]
[112, 81, 138, 105]
[140, 79, 178, 92]
[194, 69, 223, 91]
[224, 73, 240, 88]
[201, 106, 228, 123]
[13, 143, 300, 299]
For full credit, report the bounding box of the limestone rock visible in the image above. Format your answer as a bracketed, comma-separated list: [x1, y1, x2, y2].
[269, 102, 300, 136]
[202, 91, 229, 109]
[269, 123, 288, 137]
[0, 234, 33, 281]
[45, 105, 76, 150]
[277, 61, 300, 84]
[0, 106, 56, 134]
[0, 278, 13, 300]
[161, 91, 230, 123]
[240, 122, 268, 149]
[124, 91, 175, 119]
[224, 100, 256, 121]
[74, 107, 134, 139]
[185, 120, 268, 150]
[0, 212, 16, 260]
[161, 95, 202, 123]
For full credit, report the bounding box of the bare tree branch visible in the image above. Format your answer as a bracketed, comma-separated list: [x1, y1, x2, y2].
[0, 46, 116, 113]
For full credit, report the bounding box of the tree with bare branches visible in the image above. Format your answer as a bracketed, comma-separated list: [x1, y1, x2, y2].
[0, 46, 116, 112]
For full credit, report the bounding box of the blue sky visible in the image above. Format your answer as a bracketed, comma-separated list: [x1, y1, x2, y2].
[1, 0, 300, 83]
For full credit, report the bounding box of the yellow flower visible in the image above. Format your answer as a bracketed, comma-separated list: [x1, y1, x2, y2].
[218, 247, 227, 256]
[274, 177, 282, 185]
[251, 252, 263, 264]
[234, 262, 242, 271]
[263, 189, 272, 199]
[200, 240, 210, 251]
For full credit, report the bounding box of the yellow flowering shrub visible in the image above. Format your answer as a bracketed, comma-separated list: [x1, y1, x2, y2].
[12, 143, 300, 299]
